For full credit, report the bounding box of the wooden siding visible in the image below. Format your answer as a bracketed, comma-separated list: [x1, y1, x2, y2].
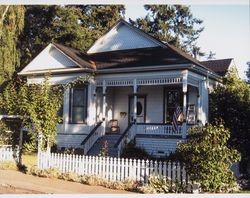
[136, 137, 183, 157]
[20, 44, 78, 74]
[88, 22, 158, 54]
[140, 86, 164, 123]
[27, 73, 88, 85]
[113, 87, 131, 132]
[56, 134, 86, 149]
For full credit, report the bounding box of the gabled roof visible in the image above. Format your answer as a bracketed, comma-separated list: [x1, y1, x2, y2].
[200, 58, 233, 76]
[87, 19, 163, 54]
[87, 19, 207, 69]
[89, 46, 198, 69]
[19, 19, 224, 79]
[19, 43, 96, 75]
[52, 43, 95, 70]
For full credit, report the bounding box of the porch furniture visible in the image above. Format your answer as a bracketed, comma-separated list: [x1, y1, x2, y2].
[109, 119, 120, 133]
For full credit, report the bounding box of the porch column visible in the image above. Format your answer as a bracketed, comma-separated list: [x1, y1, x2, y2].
[102, 80, 107, 135]
[93, 85, 97, 123]
[202, 76, 209, 124]
[133, 79, 137, 123]
[182, 70, 188, 139]
[197, 81, 202, 125]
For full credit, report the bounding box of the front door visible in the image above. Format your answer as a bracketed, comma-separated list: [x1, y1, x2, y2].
[129, 96, 146, 123]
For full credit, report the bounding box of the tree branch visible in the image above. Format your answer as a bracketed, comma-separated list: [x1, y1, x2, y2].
[0, 5, 10, 38]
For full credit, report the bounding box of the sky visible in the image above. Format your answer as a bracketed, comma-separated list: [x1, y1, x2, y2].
[125, 4, 250, 79]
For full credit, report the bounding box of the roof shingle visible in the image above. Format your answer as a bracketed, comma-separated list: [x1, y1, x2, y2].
[200, 58, 233, 76]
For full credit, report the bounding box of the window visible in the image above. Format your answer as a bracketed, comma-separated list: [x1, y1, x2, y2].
[57, 105, 63, 124]
[70, 86, 88, 124]
[164, 88, 183, 124]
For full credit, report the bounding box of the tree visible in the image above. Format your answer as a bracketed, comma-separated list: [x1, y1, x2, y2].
[209, 69, 250, 173]
[20, 5, 125, 68]
[0, 5, 25, 86]
[129, 5, 204, 56]
[177, 124, 240, 192]
[246, 61, 250, 83]
[0, 76, 63, 151]
[206, 51, 216, 60]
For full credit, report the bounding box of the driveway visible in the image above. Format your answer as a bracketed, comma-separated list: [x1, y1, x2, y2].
[0, 170, 135, 194]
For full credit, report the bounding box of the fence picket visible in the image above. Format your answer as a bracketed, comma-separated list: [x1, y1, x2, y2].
[167, 161, 171, 180]
[121, 158, 125, 181]
[117, 157, 121, 181]
[177, 162, 181, 181]
[37, 152, 189, 185]
[125, 158, 129, 180]
[106, 157, 110, 180]
[136, 159, 140, 181]
[114, 157, 117, 181]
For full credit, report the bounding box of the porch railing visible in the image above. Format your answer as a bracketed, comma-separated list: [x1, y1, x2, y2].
[114, 123, 134, 157]
[81, 121, 103, 155]
[136, 123, 183, 136]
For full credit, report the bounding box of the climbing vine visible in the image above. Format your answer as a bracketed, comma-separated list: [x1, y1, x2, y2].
[0, 73, 94, 151]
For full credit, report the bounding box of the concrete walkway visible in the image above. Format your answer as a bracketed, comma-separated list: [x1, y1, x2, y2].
[0, 170, 135, 194]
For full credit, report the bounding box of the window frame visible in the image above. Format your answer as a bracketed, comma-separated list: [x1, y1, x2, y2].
[163, 87, 183, 124]
[69, 85, 88, 124]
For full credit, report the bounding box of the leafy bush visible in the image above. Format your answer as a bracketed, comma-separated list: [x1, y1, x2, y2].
[59, 172, 80, 182]
[99, 140, 109, 157]
[140, 174, 187, 193]
[22, 141, 37, 154]
[29, 167, 61, 179]
[209, 72, 250, 174]
[177, 123, 241, 192]
[0, 121, 13, 145]
[147, 174, 170, 193]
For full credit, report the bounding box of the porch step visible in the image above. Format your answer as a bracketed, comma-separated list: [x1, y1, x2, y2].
[87, 134, 120, 157]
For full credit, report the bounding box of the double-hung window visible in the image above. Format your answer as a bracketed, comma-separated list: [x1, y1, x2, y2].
[70, 86, 88, 124]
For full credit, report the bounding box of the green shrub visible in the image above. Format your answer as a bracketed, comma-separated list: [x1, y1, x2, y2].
[29, 167, 61, 179]
[59, 172, 80, 182]
[81, 175, 102, 186]
[147, 174, 170, 193]
[177, 123, 241, 193]
[99, 140, 109, 157]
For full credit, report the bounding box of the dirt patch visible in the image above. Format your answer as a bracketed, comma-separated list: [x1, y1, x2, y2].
[0, 170, 136, 194]
[0, 184, 43, 194]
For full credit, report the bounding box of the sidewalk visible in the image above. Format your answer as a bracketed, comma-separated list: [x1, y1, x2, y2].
[0, 170, 135, 194]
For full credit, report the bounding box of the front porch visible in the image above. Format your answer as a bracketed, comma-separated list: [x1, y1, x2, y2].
[95, 70, 205, 137]
[87, 70, 207, 157]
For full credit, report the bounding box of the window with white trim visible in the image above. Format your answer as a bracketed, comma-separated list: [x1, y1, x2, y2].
[70, 86, 88, 124]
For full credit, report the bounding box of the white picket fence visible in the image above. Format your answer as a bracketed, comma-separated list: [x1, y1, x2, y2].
[0, 145, 19, 162]
[38, 152, 188, 184]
